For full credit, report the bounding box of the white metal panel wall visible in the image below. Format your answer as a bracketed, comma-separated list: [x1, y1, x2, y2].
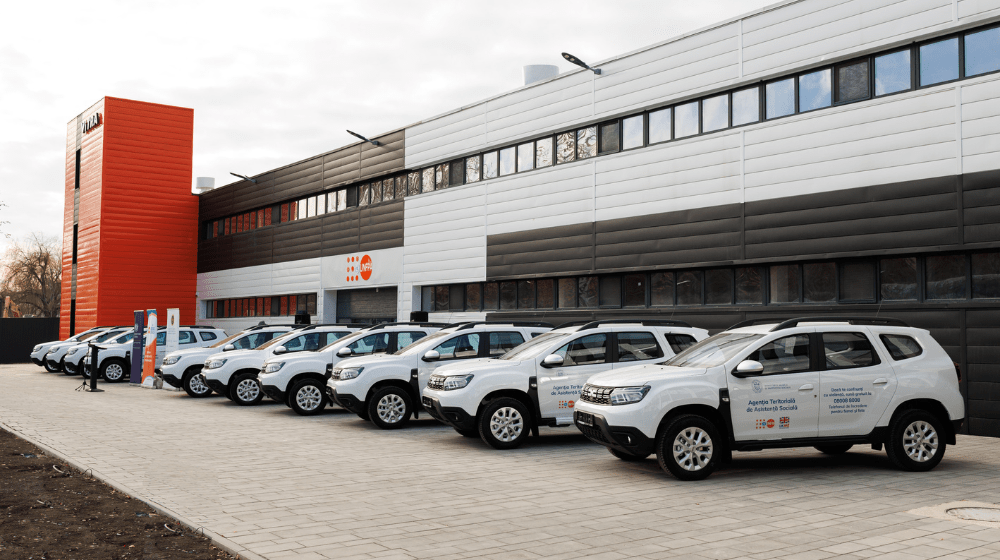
[959, 0, 1000, 20]
[962, 74, 1000, 174]
[404, 104, 488, 173]
[403, 183, 487, 286]
[485, 160, 595, 236]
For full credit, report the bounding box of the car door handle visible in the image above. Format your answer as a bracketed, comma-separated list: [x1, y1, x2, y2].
[873, 378, 888, 385]
[798, 384, 814, 391]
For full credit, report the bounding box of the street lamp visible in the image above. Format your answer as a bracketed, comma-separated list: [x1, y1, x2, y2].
[229, 172, 257, 184]
[346, 130, 380, 146]
[562, 52, 601, 75]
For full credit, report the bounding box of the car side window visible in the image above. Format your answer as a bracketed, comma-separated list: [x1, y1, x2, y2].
[349, 333, 390, 356]
[155, 332, 166, 346]
[666, 334, 697, 354]
[616, 332, 663, 362]
[435, 334, 481, 360]
[235, 332, 276, 350]
[282, 335, 308, 352]
[488, 332, 525, 357]
[880, 334, 923, 361]
[397, 331, 427, 349]
[553, 334, 608, 366]
[199, 331, 218, 342]
[325, 332, 351, 346]
[179, 331, 196, 344]
[746, 335, 811, 375]
[823, 332, 879, 369]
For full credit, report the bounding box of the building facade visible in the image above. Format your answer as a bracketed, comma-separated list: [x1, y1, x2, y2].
[196, 0, 1000, 436]
[62, 97, 198, 337]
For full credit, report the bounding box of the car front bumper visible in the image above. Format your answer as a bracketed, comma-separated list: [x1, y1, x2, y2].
[574, 409, 655, 458]
[261, 384, 287, 403]
[328, 386, 364, 414]
[421, 395, 477, 431]
[161, 373, 182, 388]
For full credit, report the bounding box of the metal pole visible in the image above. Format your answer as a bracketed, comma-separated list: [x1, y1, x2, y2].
[88, 343, 103, 392]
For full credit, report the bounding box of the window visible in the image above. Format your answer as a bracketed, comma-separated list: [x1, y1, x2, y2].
[676, 270, 703, 305]
[517, 142, 534, 172]
[465, 283, 482, 310]
[674, 101, 699, 138]
[396, 176, 408, 199]
[499, 281, 516, 310]
[648, 107, 671, 144]
[966, 27, 1000, 77]
[484, 282, 499, 310]
[408, 171, 421, 196]
[748, 335, 811, 375]
[803, 262, 836, 303]
[372, 182, 383, 204]
[577, 126, 597, 159]
[799, 69, 831, 111]
[599, 276, 621, 307]
[836, 60, 869, 103]
[435, 163, 450, 189]
[650, 272, 674, 306]
[397, 331, 427, 349]
[623, 274, 645, 307]
[482, 151, 498, 180]
[880, 257, 917, 300]
[200, 331, 218, 342]
[599, 121, 620, 154]
[449, 160, 464, 186]
[449, 284, 464, 311]
[422, 168, 435, 193]
[536, 279, 554, 309]
[705, 269, 733, 305]
[770, 265, 800, 303]
[462, 157, 480, 184]
[666, 334, 697, 355]
[736, 267, 764, 304]
[535, 137, 553, 167]
[880, 334, 923, 361]
[498, 147, 516, 176]
[823, 333, 877, 369]
[489, 332, 525, 357]
[556, 132, 575, 163]
[702, 94, 729, 132]
[622, 115, 644, 150]
[921, 37, 960, 86]
[298, 201, 307, 219]
[617, 332, 663, 362]
[348, 333, 390, 356]
[434, 286, 449, 312]
[875, 50, 911, 96]
[553, 334, 608, 366]
[435, 334, 480, 360]
[732, 87, 760, 126]
[766, 78, 795, 119]
[382, 179, 394, 201]
[972, 252, 1000, 298]
[926, 255, 966, 299]
[179, 331, 196, 344]
[517, 280, 535, 309]
[578, 276, 598, 308]
[337, 189, 347, 211]
[558, 278, 576, 308]
[359, 183, 370, 206]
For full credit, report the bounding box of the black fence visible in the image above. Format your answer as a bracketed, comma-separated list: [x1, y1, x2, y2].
[0, 318, 60, 364]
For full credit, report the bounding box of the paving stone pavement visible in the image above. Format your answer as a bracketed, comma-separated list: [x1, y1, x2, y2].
[2, 364, 1000, 560]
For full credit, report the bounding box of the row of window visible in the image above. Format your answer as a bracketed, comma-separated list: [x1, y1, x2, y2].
[205, 293, 318, 318]
[421, 252, 1000, 312]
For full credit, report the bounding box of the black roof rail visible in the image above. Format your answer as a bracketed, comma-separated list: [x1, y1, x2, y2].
[727, 318, 789, 330]
[576, 319, 692, 330]
[366, 321, 450, 330]
[454, 321, 555, 331]
[770, 316, 910, 332]
[182, 325, 220, 329]
[554, 320, 590, 329]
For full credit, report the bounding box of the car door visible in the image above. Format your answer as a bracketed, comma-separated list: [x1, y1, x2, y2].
[611, 330, 664, 369]
[538, 333, 610, 424]
[817, 329, 898, 437]
[729, 333, 821, 441]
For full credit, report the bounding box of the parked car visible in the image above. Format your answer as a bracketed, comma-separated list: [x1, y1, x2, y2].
[159, 324, 295, 397]
[31, 326, 109, 370]
[260, 322, 445, 416]
[200, 324, 362, 406]
[42, 326, 126, 373]
[82, 325, 226, 382]
[573, 317, 966, 480]
[328, 322, 550, 428]
[62, 327, 133, 375]
[421, 320, 707, 449]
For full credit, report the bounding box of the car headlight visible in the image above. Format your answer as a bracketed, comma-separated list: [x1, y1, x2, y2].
[205, 358, 227, 369]
[609, 386, 650, 405]
[162, 355, 180, 365]
[66, 347, 81, 356]
[441, 374, 474, 390]
[338, 367, 364, 380]
[262, 362, 284, 373]
[32, 345, 41, 352]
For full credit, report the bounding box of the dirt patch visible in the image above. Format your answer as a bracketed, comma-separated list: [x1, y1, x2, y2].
[0, 428, 235, 559]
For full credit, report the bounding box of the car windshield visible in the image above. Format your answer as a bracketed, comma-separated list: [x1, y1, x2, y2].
[663, 333, 763, 368]
[500, 332, 570, 361]
[393, 331, 451, 355]
[94, 330, 125, 342]
[209, 331, 244, 348]
[319, 330, 369, 351]
[77, 331, 103, 342]
[114, 333, 134, 344]
[257, 330, 305, 351]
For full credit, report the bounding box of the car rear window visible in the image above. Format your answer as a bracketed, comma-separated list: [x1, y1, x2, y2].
[200, 331, 218, 341]
[880, 334, 923, 360]
[666, 334, 698, 354]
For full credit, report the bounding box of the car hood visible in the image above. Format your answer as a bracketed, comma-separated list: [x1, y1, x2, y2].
[431, 358, 522, 376]
[269, 350, 330, 365]
[336, 353, 402, 370]
[204, 348, 260, 362]
[585, 364, 708, 386]
[166, 346, 215, 358]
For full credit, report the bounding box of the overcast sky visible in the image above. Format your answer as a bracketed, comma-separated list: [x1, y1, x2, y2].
[0, 0, 773, 253]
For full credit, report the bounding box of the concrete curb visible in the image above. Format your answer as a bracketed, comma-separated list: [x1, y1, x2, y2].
[0, 421, 268, 560]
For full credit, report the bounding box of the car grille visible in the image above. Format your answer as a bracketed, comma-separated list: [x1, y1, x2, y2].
[580, 384, 613, 405]
[426, 376, 446, 391]
[577, 423, 610, 444]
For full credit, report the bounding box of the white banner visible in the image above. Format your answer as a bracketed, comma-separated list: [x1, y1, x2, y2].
[166, 308, 180, 354]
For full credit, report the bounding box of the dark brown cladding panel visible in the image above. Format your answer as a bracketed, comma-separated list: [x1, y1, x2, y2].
[197, 235, 232, 274]
[360, 201, 404, 252]
[272, 218, 324, 265]
[323, 148, 361, 188]
[964, 169, 1000, 244]
[360, 130, 405, 180]
[487, 222, 595, 278]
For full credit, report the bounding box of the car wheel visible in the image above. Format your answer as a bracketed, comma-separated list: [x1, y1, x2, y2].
[101, 359, 128, 383]
[290, 380, 328, 416]
[610, 448, 650, 462]
[815, 444, 853, 455]
[367, 386, 412, 429]
[454, 428, 479, 438]
[885, 409, 946, 472]
[230, 374, 263, 406]
[43, 359, 60, 373]
[478, 397, 531, 450]
[183, 373, 213, 398]
[656, 414, 720, 481]
[63, 365, 78, 376]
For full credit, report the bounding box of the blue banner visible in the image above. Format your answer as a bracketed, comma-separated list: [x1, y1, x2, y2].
[129, 310, 145, 384]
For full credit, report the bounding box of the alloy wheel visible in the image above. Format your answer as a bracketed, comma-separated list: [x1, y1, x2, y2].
[105, 363, 124, 382]
[489, 407, 523, 442]
[376, 394, 406, 423]
[296, 385, 323, 411]
[188, 375, 209, 395]
[903, 420, 938, 462]
[236, 379, 260, 402]
[672, 427, 713, 471]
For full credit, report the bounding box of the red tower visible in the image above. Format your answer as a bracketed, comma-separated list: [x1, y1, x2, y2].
[60, 97, 198, 337]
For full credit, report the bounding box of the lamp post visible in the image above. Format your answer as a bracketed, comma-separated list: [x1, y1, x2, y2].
[346, 130, 380, 146]
[562, 52, 602, 75]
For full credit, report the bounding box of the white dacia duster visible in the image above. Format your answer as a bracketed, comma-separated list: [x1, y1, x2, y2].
[573, 317, 966, 480]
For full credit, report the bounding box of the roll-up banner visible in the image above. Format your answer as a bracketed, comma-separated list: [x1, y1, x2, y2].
[129, 310, 145, 384]
[166, 308, 179, 354]
[141, 309, 157, 387]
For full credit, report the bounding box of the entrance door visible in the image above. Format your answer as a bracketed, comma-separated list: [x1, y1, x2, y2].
[817, 330, 898, 437]
[538, 333, 611, 424]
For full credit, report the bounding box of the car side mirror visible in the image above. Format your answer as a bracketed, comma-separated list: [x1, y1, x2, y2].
[422, 350, 440, 362]
[733, 360, 764, 378]
[336, 347, 352, 358]
[223, 344, 236, 352]
[273, 345, 287, 355]
[541, 354, 564, 368]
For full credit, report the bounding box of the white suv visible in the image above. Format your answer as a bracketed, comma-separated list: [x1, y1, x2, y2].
[200, 324, 362, 406]
[260, 322, 445, 416]
[329, 322, 551, 429]
[40, 327, 123, 372]
[62, 327, 133, 375]
[573, 317, 966, 480]
[421, 320, 708, 449]
[82, 326, 227, 382]
[31, 326, 107, 370]
[160, 324, 295, 397]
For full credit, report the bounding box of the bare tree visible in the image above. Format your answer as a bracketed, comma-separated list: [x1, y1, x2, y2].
[0, 233, 62, 317]
[0, 201, 9, 239]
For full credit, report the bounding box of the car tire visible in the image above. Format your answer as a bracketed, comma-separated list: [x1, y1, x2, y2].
[478, 397, 531, 450]
[43, 359, 60, 373]
[356, 409, 370, 420]
[454, 428, 479, 438]
[885, 409, 947, 472]
[230, 374, 263, 406]
[609, 448, 650, 462]
[63, 365, 78, 376]
[815, 444, 853, 455]
[183, 372, 213, 398]
[656, 414, 721, 481]
[367, 386, 412, 429]
[101, 359, 128, 383]
[290, 379, 328, 416]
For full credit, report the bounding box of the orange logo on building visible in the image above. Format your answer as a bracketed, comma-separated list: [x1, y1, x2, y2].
[346, 255, 372, 282]
[359, 255, 372, 280]
[766, 418, 775, 428]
